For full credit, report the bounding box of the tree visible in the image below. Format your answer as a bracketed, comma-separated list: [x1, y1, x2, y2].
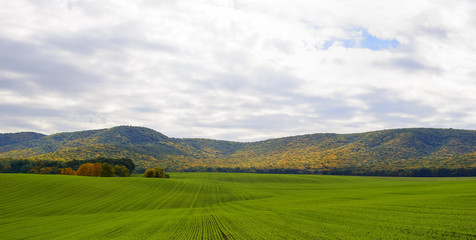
[61, 168, 76, 175]
[39, 167, 58, 174]
[76, 163, 102, 177]
[100, 163, 114, 177]
[114, 165, 130, 177]
[64, 158, 135, 173]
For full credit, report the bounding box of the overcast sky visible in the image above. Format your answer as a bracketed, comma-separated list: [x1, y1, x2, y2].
[1, 0, 476, 141]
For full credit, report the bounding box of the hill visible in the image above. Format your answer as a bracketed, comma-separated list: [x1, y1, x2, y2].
[0, 132, 45, 147]
[1, 126, 475, 175]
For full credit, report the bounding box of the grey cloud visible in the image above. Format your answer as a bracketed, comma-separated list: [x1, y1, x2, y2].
[0, 103, 102, 134]
[375, 114, 422, 128]
[445, 112, 470, 121]
[377, 57, 443, 74]
[0, 38, 99, 96]
[9, 109, 116, 133]
[391, 58, 426, 71]
[265, 39, 294, 54]
[197, 73, 249, 91]
[201, 114, 300, 130]
[0, 116, 45, 133]
[0, 104, 62, 118]
[358, 90, 436, 127]
[253, 68, 299, 93]
[131, 107, 160, 113]
[172, 91, 361, 137]
[194, 67, 300, 96]
[0, 103, 105, 120]
[188, 47, 301, 95]
[296, 96, 359, 119]
[418, 26, 448, 39]
[372, 100, 433, 116]
[362, 90, 435, 114]
[44, 25, 178, 55]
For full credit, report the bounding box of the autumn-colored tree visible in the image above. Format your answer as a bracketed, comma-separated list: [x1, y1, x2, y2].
[100, 163, 114, 177]
[76, 163, 102, 177]
[60, 167, 76, 175]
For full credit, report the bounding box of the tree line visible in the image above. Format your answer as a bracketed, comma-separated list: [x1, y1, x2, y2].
[181, 166, 476, 177]
[0, 157, 172, 178]
[0, 157, 135, 176]
[1, 156, 474, 177]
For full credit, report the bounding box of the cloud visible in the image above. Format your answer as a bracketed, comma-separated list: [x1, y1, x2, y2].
[0, 38, 100, 95]
[381, 58, 443, 74]
[0, 0, 475, 141]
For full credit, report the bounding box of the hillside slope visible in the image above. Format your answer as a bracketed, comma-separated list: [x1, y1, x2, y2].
[0, 132, 46, 147]
[0, 126, 475, 174]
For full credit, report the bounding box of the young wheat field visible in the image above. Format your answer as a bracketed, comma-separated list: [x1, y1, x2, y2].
[0, 173, 475, 239]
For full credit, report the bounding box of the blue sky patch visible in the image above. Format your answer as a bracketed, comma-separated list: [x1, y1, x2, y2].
[323, 28, 399, 50]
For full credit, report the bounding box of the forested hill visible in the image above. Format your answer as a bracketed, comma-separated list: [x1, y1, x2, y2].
[1, 126, 475, 175]
[0, 132, 46, 147]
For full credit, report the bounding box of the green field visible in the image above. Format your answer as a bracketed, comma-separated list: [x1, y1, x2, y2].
[0, 173, 475, 239]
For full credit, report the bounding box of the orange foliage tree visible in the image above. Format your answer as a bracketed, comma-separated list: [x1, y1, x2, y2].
[60, 167, 76, 175]
[76, 163, 102, 177]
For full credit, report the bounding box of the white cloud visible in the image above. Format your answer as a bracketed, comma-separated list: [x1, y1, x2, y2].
[0, 0, 475, 141]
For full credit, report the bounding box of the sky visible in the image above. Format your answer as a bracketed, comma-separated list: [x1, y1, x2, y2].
[1, 0, 476, 141]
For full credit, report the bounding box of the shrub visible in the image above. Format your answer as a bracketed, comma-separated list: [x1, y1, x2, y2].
[142, 167, 169, 178]
[143, 169, 156, 178]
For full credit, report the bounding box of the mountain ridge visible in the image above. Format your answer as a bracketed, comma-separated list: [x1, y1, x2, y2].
[1, 126, 475, 174]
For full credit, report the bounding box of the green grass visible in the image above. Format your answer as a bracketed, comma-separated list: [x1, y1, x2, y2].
[0, 173, 475, 239]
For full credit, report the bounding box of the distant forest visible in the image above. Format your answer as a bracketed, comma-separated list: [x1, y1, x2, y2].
[180, 165, 476, 177]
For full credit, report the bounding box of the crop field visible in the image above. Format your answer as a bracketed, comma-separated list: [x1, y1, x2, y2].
[0, 173, 475, 239]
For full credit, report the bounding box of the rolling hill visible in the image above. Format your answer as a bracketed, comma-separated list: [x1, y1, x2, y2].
[0, 132, 46, 147]
[1, 126, 475, 175]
